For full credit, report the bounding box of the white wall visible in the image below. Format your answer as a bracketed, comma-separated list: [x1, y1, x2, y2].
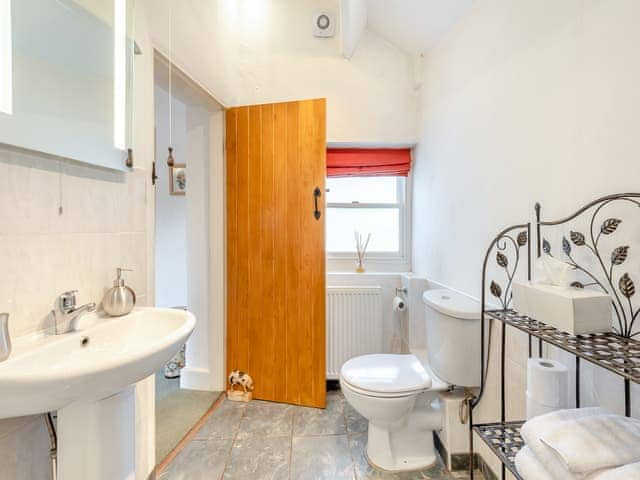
[183, 103, 217, 391]
[412, 0, 640, 474]
[206, 110, 227, 392]
[154, 86, 188, 309]
[142, 0, 418, 144]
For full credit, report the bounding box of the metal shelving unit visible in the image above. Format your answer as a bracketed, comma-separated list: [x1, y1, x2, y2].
[469, 193, 640, 480]
[488, 309, 640, 386]
[473, 421, 525, 480]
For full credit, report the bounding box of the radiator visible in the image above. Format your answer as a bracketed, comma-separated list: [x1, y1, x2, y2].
[326, 286, 383, 379]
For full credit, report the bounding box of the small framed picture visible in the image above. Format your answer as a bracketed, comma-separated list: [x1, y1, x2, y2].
[169, 164, 186, 196]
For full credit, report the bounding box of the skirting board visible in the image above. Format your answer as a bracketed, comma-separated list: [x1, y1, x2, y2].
[179, 367, 217, 391]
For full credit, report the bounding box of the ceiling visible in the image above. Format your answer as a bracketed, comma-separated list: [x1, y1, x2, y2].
[365, 0, 474, 54]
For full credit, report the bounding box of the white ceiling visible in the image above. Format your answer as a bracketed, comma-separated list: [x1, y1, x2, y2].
[366, 0, 474, 54]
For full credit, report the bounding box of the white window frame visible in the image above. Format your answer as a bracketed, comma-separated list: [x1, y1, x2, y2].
[326, 175, 412, 273]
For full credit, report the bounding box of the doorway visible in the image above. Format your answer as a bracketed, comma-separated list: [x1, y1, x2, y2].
[152, 51, 225, 463]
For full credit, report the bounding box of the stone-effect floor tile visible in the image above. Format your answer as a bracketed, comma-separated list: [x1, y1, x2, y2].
[223, 434, 290, 480]
[195, 400, 246, 440]
[236, 400, 295, 439]
[345, 402, 368, 434]
[349, 432, 453, 480]
[161, 389, 483, 480]
[161, 438, 232, 480]
[291, 434, 356, 480]
[294, 390, 346, 436]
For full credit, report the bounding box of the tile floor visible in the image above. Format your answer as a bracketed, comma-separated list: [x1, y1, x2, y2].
[159, 390, 482, 480]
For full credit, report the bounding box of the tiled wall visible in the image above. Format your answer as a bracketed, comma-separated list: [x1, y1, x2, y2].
[0, 146, 149, 338]
[0, 145, 151, 479]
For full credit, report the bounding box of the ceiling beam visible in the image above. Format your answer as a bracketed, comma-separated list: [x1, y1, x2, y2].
[340, 0, 367, 59]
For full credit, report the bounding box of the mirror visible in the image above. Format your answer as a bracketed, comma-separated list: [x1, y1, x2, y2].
[0, 0, 135, 171]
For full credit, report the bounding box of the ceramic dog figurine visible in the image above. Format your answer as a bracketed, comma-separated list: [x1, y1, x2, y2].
[228, 370, 254, 393]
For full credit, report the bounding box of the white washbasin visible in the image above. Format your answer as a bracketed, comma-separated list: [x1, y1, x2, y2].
[0, 307, 195, 419]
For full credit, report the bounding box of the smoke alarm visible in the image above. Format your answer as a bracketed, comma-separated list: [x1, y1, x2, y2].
[312, 11, 335, 38]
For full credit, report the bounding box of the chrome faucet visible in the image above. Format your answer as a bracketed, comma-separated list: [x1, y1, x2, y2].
[53, 291, 96, 334]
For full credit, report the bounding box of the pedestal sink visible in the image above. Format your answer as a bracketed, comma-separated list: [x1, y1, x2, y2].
[0, 307, 196, 480]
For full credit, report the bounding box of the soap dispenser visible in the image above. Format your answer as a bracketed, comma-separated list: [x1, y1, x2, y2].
[103, 268, 136, 317]
[0, 313, 10, 362]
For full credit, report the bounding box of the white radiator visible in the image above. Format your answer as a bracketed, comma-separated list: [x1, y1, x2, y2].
[326, 286, 383, 379]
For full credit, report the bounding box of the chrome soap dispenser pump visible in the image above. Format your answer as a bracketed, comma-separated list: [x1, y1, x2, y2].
[102, 268, 136, 317]
[0, 313, 10, 362]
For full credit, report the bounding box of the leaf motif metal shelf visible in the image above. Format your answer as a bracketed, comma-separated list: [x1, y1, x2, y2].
[473, 422, 525, 480]
[538, 195, 640, 337]
[471, 194, 640, 480]
[486, 309, 640, 384]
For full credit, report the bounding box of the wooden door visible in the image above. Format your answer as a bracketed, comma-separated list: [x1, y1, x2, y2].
[226, 99, 326, 408]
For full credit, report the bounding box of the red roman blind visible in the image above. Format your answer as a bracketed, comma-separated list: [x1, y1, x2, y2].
[326, 148, 412, 177]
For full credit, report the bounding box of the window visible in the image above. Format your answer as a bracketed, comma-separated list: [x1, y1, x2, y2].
[326, 176, 409, 264]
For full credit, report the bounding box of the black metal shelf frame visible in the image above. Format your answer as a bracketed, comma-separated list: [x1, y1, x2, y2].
[473, 422, 524, 480]
[469, 193, 640, 480]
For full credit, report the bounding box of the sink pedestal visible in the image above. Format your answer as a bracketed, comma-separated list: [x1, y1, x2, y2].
[57, 386, 136, 480]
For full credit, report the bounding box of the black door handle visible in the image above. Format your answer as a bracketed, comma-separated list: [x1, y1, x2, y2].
[313, 187, 321, 220]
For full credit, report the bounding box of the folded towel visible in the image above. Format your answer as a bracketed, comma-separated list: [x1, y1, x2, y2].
[515, 446, 555, 480]
[521, 407, 610, 442]
[521, 408, 609, 480]
[590, 461, 640, 480]
[515, 445, 640, 480]
[540, 414, 640, 475]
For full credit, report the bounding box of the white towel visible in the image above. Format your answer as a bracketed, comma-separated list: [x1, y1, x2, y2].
[521, 408, 609, 480]
[520, 407, 610, 442]
[540, 414, 640, 475]
[590, 461, 640, 480]
[515, 445, 640, 480]
[515, 446, 555, 480]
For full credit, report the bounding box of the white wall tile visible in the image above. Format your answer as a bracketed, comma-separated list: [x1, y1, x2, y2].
[506, 327, 530, 369]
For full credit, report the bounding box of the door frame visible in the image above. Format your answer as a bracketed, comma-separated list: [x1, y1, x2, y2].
[152, 49, 228, 392]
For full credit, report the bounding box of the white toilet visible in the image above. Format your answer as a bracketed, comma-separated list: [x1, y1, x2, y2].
[340, 285, 481, 472]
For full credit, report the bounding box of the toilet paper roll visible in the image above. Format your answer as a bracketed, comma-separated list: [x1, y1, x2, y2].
[526, 392, 562, 420]
[392, 296, 406, 312]
[527, 357, 568, 408]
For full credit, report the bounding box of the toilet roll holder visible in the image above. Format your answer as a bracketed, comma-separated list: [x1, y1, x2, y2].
[395, 287, 407, 296]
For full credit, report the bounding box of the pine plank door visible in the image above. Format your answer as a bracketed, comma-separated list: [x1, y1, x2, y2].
[226, 99, 326, 408]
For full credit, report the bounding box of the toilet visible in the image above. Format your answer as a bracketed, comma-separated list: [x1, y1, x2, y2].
[340, 285, 481, 472]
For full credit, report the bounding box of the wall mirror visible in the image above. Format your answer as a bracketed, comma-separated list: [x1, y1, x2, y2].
[0, 0, 135, 170]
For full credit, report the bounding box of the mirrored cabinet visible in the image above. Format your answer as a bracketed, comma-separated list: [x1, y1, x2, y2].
[0, 0, 136, 170]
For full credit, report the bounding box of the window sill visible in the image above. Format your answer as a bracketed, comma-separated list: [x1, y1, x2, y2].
[327, 257, 410, 274]
[327, 271, 410, 276]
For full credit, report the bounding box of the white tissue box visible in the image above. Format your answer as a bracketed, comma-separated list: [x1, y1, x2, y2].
[512, 282, 612, 335]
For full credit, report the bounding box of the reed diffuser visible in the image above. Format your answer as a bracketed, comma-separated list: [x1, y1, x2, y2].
[354, 232, 371, 273]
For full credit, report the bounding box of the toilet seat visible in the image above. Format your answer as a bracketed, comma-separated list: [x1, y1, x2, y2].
[340, 354, 432, 398]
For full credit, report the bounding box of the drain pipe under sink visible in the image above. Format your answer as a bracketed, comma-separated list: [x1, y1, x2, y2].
[44, 412, 58, 480]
